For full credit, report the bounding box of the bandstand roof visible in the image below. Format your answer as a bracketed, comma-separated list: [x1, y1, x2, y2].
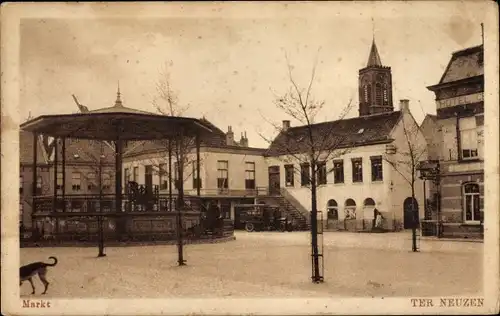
[20, 105, 213, 141]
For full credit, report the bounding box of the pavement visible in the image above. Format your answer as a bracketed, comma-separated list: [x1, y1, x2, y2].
[19, 230, 483, 298]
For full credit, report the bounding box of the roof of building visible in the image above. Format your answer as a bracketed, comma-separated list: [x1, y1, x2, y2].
[420, 114, 437, 126]
[19, 131, 49, 165]
[367, 38, 383, 67]
[266, 111, 401, 156]
[437, 44, 483, 85]
[122, 117, 265, 157]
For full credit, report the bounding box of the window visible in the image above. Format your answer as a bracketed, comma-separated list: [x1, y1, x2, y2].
[72, 172, 81, 191]
[351, 158, 363, 183]
[87, 173, 96, 191]
[103, 173, 111, 190]
[192, 162, 202, 189]
[327, 199, 338, 220]
[300, 163, 310, 186]
[159, 164, 168, 190]
[363, 198, 376, 208]
[19, 175, 23, 195]
[370, 156, 383, 181]
[383, 88, 388, 105]
[124, 168, 130, 184]
[245, 162, 255, 189]
[133, 166, 139, 182]
[56, 172, 63, 190]
[316, 161, 327, 185]
[217, 160, 229, 189]
[344, 199, 357, 219]
[463, 183, 481, 223]
[459, 116, 479, 160]
[285, 164, 294, 187]
[36, 176, 42, 195]
[333, 160, 344, 184]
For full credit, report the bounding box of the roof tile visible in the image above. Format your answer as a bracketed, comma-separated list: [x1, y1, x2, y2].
[266, 111, 401, 156]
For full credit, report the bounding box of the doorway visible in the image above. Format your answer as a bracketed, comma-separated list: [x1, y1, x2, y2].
[268, 166, 281, 196]
[403, 197, 419, 229]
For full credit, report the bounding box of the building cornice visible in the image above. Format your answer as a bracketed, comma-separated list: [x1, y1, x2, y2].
[427, 75, 483, 92]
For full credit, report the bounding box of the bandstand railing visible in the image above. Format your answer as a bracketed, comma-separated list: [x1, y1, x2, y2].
[27, 192, 233, 244]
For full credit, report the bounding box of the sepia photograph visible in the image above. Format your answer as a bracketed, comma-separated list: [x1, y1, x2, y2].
[1, 1, 499, 315]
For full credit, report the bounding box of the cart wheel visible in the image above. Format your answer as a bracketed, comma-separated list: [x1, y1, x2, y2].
[245, 222, 255, 232]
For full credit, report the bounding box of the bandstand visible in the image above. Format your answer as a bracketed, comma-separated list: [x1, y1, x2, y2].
[20, 95, 234, 262]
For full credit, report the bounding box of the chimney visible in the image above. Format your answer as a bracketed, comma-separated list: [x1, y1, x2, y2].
[282, 120, 291, 131]
[239, 131, 249, 147]
[226, 126, 234, 146]
[399, 99, 410, 113]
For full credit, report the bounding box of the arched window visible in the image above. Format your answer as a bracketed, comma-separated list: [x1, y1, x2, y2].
[363, 198, 376, 208]
[327, 199, 338, 220]
[344, 199, 357, 219]
[375, 83, 383, 105]
[463, 183, 481, 222]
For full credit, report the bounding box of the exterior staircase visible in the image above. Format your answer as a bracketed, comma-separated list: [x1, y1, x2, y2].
[256, 188, 310, 231]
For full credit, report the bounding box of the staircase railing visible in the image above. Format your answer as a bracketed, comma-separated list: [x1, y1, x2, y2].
[280, 188, 310, 225]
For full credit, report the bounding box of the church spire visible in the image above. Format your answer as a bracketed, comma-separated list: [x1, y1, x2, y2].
[367, 38, 382, 67]
[114, 81, 123, 107]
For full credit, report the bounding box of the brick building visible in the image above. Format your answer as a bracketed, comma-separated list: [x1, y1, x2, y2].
[426, 44, 484, 239]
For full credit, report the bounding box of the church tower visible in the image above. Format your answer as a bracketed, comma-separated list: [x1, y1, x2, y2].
[358, 38, 394, 116]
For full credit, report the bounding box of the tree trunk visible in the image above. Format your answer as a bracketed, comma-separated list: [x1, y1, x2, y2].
[411, 182, 418, 252]
[310, 164, 321, 282]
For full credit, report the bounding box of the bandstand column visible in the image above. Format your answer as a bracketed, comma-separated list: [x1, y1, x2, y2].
[52, 137, 59, 235]
[62, 138, 66, 212]
[32, 133, 38, 232]
[196, 133, 201, 196]
[115, 140, 123, 212]
[115, 139, 123, 239]
[168, 139, 173, 212]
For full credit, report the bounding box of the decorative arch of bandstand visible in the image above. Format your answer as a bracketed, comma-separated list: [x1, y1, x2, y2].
[20, 104, 234, 264]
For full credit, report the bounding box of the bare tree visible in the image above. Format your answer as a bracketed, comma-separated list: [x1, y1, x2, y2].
[66, 139, 114, 257]
[383, 110, 427, 252]
[149, 60, 202, 266]
[261, 51, 355, 283]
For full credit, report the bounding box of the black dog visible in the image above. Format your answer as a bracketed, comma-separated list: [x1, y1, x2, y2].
[20, 256, 58, 295]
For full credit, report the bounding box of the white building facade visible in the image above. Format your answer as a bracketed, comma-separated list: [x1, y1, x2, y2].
[265, 102, 428, 231]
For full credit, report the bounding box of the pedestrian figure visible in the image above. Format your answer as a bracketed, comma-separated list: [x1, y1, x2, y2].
[374, 208, 384, 231]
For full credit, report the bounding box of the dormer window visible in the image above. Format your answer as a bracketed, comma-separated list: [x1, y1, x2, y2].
[357, 128, 365, 134]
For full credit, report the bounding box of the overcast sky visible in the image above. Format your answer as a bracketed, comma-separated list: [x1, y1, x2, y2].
[19, 2, 487, 148]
